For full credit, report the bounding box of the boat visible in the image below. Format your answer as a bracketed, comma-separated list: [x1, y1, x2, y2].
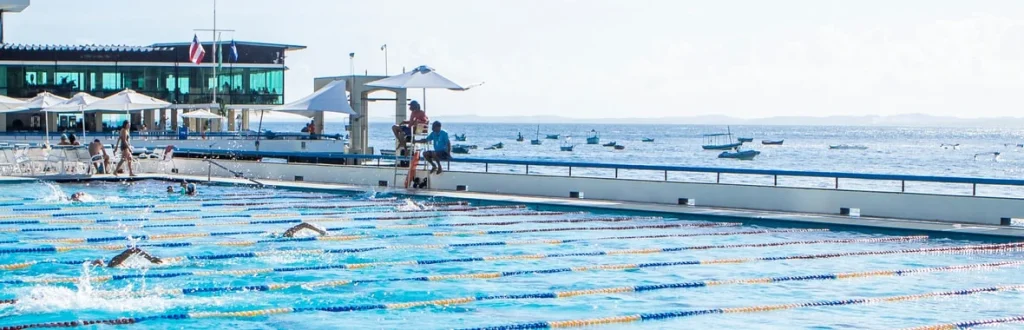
[974, 152, 1001, 161]
[829, 145, 868, 150]
[531, 126, 542, 145]
[641, 138, 654, 142]
[516, 132, 524, 142]
[602, 141, 617, 147]
[940, 143, 960, 150]
[586, 130, 599, 145]
[560, 137, 574, 151]
[614, 145, 625, 150]
[453, 134, 466, 142]
[380, 149, 396, 157]
[702, 128, 742, 150]
[545, 134, 560, 140]
[762, 139, 784, 145]
[718, 149, 760, 160]
[452, 145, 471, 154]
[738, 137, 753, 143]
[491, 142, 504, 149]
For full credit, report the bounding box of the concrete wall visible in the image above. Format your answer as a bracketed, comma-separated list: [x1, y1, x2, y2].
[160, 159, 1024, 225]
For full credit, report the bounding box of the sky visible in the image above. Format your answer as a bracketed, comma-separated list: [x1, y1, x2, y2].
[4, 0, 1024, 120]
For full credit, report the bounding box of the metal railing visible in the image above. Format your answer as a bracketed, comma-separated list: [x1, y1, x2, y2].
[169, 148, 1024, 198]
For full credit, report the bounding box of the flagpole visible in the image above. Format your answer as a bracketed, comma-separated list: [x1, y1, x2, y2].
[212, 0, 217, 105]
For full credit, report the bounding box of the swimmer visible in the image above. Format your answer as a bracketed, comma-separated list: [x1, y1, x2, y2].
[166, 186, 175, 193]
[282, 222, 328, 237]
[69, 192, 90, 202]
[185, 183, 197, 196]
[93, 247, 163, 268]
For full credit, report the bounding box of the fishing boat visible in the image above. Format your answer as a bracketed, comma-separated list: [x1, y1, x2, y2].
[718, 149, 760, 160]
[602, 141, 617, 147]
[940, 143, 959, 150]
[974, 152, 1001, 161]
[516, 132, 524, 142]
[829, 145, 868, 150]
[560, 137, 574, 151]
[545, 134, 560, 140]
[641, 138, 654, 142]
[762, 139, 784, 145]
[531, 126, 542, 145]
[586, 130, 600, 145]
[452, 145, 471, 154]
[453, 134, 467, 142]
[491, 142, 504, 149]
[614, 145, 626, 150]
[702, 128, 742, 150]
[737, 137, 753, 143]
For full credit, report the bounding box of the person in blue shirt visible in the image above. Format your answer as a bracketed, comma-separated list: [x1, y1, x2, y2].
[415, 121, 452, 174]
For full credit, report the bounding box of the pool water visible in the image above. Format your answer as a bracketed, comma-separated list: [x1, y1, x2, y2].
[0, 180, 1022, 329]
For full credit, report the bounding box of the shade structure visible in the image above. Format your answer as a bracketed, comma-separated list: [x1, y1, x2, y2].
[180, 109, 226, 119]
[366, 65, 478, 91]
[0, 92, 70, 145]
[0, 92, 68, 114]
[365, 65, 481, 111]
[0, 95, 25, 110]
[44, 93, 103, 113]
[271, 80, 356, 117]
[43, 92, 102, 139]
[83, 89, 171, 113]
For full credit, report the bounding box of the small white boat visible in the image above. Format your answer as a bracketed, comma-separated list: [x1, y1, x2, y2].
[718, 149, 760, 160]
[974, 152, 1001, 161]
[829, 145, 868, 150]
[940, 143, 960, 150]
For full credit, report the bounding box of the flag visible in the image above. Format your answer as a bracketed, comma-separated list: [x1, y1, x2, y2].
[189, 34, 205, 65]
[217, 42, 223, 69]
[230, 40, 239, 62]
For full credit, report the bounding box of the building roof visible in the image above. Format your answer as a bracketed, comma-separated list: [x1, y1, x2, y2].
[0, 0, 30, 13]
[149, 40, 306, 51]
[0, 43, 172, 52]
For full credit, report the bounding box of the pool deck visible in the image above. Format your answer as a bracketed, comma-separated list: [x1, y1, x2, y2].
[5, 173, 1024, 240]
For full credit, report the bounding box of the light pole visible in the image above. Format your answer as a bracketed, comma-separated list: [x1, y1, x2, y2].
[380, 44, 388, 76]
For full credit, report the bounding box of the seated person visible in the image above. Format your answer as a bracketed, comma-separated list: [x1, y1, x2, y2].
[88, 139, 110, 174]
[282, 222, 328, 237]
[68, 134, 81, 146]
[414, 121, 452, 175]
[57, 134, 70, 146]
[391, 100, 428, 149]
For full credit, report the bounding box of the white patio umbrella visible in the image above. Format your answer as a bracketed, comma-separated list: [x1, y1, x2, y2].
[84, 89, 171, 113]
[44, 92, 102, 139]
[0, 92, 69, 145]
[365, 65, 482, 111]
[180, 109, 226, 119]
[0, 95, 25, 111]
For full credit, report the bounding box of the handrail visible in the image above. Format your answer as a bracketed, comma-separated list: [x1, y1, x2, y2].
[170, 148, 1024, 189]
[203, 159, 265, 187]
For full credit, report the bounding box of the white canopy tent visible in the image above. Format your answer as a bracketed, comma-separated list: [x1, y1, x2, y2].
[272, 80, 356, 117]
[366, 65, 482, 111]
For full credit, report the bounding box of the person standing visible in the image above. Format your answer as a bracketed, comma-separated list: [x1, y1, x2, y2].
[113, 120, 135, 177]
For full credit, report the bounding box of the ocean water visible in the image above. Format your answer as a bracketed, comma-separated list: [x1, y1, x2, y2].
[0, 180, 1023, 329]
[256, 122, 1024, 179]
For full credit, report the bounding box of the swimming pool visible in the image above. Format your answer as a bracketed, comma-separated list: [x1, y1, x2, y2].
[0, 180, 1022, 329]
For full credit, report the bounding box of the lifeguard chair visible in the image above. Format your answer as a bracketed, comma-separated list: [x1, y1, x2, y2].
[392, 122, 431, 188]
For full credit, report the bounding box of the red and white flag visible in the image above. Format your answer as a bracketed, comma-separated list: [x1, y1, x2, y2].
[189, 34, 206, 65]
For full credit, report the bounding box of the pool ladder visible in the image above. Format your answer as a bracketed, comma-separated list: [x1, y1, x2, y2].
[204, 159, 265, 187]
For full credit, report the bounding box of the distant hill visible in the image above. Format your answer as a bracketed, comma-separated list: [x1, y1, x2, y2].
[419, 113, 1024, 128]
[262, 113, 1024, 128]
